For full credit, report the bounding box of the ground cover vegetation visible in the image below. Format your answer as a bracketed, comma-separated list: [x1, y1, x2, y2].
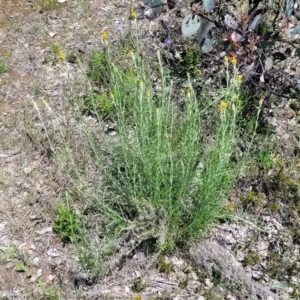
[2, 0, 300, 298]
[35, 1, 300, 298]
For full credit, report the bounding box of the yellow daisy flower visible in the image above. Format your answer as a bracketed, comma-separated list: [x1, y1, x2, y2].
[101, 30, 108, 40]
[220, 100, 227, 112]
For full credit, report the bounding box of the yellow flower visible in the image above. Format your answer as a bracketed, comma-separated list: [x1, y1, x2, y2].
[109, 92, 114, 99]
[130, 9, 137, 18]
[236, 74, 243, 83]
[30, 100, 37, 107]
[259, 98, 264, 107]
[224, 55, 229, 63]
[188, 83, 193, 90]
[231, 57, 237, 65]
[220, 100, 227, 112]
[76, 57, 81, 64]
[132, 294, 142, 300]
[101, 30, 108, 39]
[140, 80, 144, 87]
[41, 98, 52, 112]
[146, 90, 151, 97]
[57, 50, 65, 60]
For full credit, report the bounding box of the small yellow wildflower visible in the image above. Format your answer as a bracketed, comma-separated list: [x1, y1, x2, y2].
[146, 90, 151, 97]
[76, 57, 81, 64]
[57, 50, 65, 60]
[109, 92, 114, 99]
[188, 83, 193, 90]
[220, 100, 227, 112]
[187, 90, 191, 97]
[236, 74, 243, 83]
[101, 30, 108, 40]
[30, 100, 37, 107]
[132, 293, 142, 300]
[130, 9, 137, 18]
[41, 98, 52, 112]
[140, 80, 144, 87]
[231, 56, 237, 65]
[259, 98, 264, 107]
[224, 55, 229, 63]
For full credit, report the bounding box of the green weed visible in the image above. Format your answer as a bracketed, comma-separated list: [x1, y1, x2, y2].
[81, 92, 113, 117]
[32, 82, 41, 96]
[87, 50, 110, 87]
[51, 44, 61, 55]
[0, 61, 8, 74]
[52, 192, 82, 243]
[156, 256, 174, 274]
[38, 0, 57, 10]
[37, 280, 60, 300]
[131, 277, 149, 292]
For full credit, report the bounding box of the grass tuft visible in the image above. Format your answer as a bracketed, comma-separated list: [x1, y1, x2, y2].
[32, 39, 262, 275]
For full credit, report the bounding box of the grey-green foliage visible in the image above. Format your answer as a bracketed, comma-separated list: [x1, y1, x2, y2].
[86, 51, 239, 247]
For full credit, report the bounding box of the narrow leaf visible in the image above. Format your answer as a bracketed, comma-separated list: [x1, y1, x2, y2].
[256, 41, 275, 48]
[285, 0, 294, 17]
[248, 14, 261, 31]
[182, 14, 201, 37]
[224, 14, 237, 29]
[265, 57, 273, 70]
[203, 0, 215, 12]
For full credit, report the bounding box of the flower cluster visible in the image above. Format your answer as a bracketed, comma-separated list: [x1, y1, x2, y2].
[224, 55, 237, 65]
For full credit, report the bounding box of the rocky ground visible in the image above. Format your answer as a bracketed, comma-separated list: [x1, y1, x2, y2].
[0, 0, 300, 299]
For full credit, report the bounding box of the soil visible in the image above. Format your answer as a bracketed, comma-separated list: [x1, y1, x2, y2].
[0, 1, 300, 299]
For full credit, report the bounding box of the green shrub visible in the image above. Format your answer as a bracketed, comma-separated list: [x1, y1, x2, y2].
[84, 50, 244, 248]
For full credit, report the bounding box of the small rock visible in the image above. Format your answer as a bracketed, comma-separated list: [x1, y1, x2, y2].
[46, 274, 55, 283]
[226, 295, 236, 300]
[291, 276, 300, 284]
[236, 250, 244, 261]
[36, 268, 42, 279]
[204, 278, 213, 288]
[262, 215, 270, 222]
[32, 257, 40, 266]
[48, 32, 56, 37]
[191, 271, 198, 280]
[252, 270, 263, 280]
[124, 286, 130, 293]
[108, 130, 117, 136]
[197, 297, 206, 300]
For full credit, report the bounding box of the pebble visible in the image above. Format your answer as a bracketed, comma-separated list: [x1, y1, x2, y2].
[204, 278, 213, 288]
[252, 270, 263, 279]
